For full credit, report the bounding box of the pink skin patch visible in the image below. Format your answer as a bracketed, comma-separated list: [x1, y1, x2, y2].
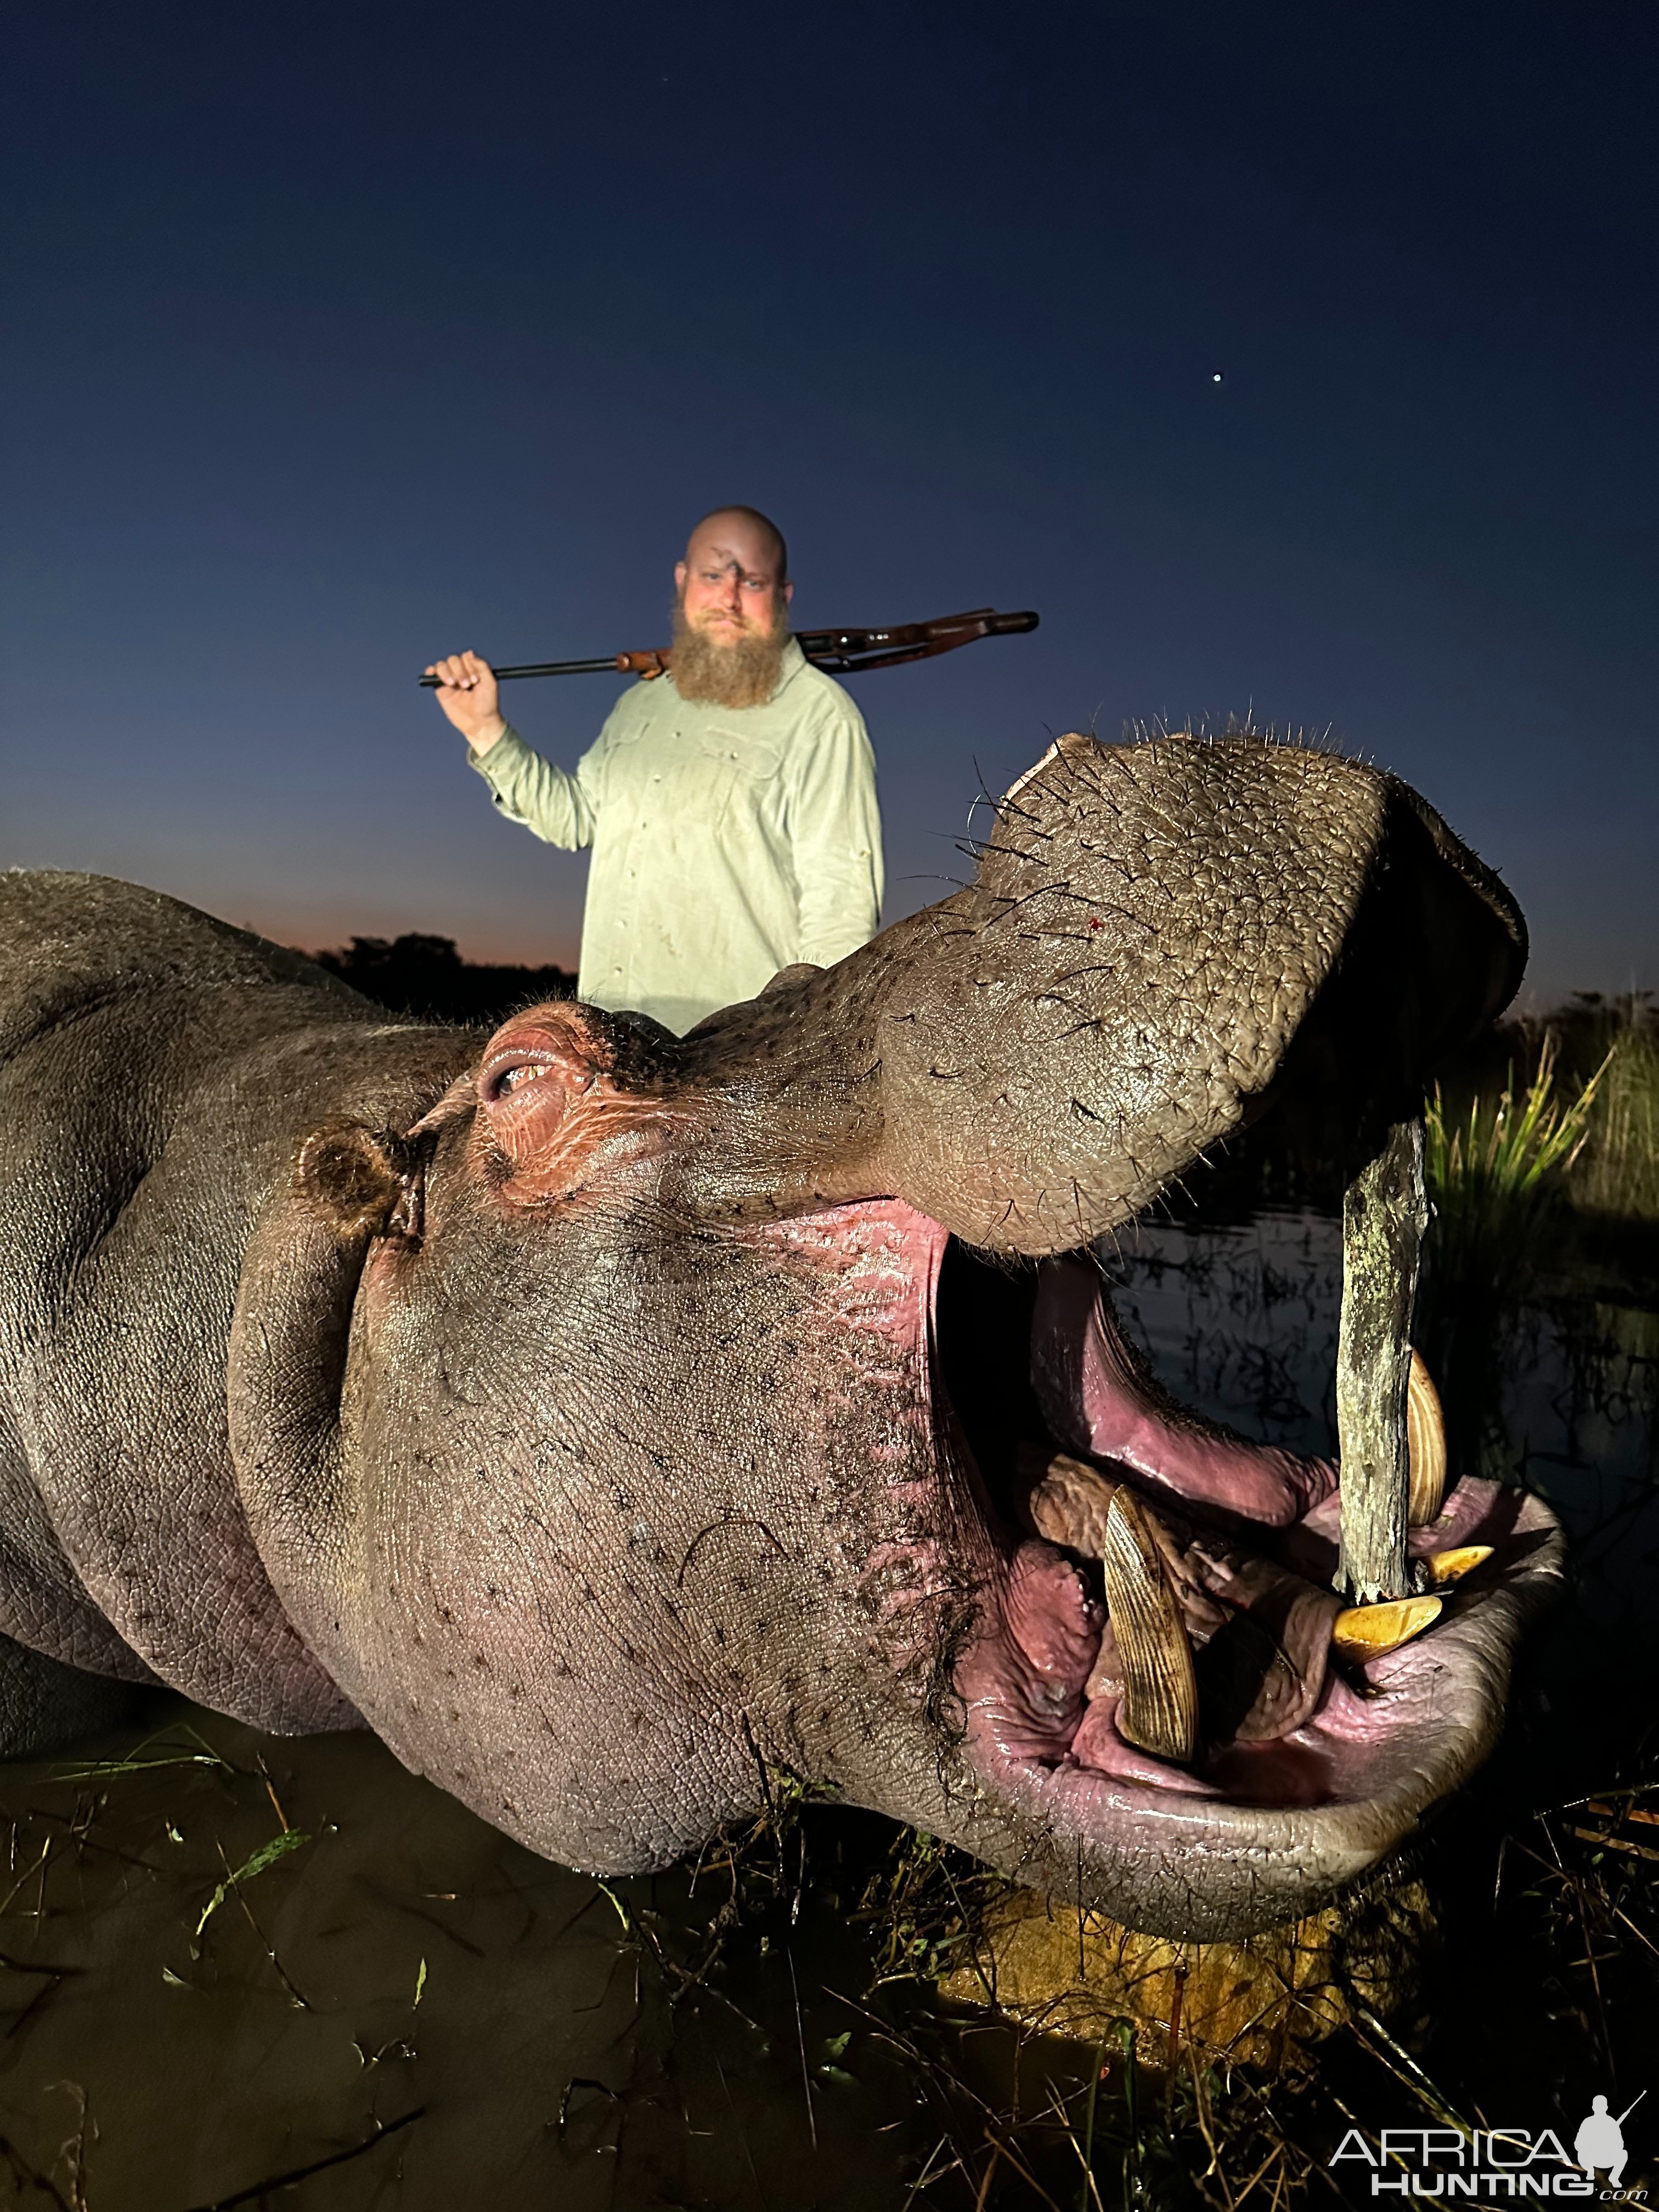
[754, 1203, 950, 1364]
[951, 1249, 1562, 1842]
[747, 1201, 966, 1679]
[1030, 1256, 1338, 1525]
[961, 1480, 1554, 1818]
[955, 1541, 1103, 1765]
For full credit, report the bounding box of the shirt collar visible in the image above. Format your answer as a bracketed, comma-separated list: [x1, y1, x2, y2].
[770, 635, 808, 701]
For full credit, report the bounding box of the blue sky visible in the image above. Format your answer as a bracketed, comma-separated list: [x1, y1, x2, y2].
[4, 2, 1654, 1005]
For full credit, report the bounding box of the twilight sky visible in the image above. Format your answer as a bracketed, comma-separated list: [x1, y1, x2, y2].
[4, 2, 1655, 1006]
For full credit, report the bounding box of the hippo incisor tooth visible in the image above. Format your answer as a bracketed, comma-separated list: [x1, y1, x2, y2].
[1423, 1544, 1493, 1587]
[1407, 1348, 1448, 1526]
[1098, 1489, 1199, 1765]
[1331, 1594, 1442, 1663]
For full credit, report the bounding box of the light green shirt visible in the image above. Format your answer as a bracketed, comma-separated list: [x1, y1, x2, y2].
[470, 638, 884, 1036]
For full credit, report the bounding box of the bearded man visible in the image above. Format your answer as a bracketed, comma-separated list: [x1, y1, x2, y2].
[425, 506, 884, 1036]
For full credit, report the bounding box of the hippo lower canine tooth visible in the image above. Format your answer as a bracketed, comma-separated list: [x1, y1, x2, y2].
[1097, 1489, 1199, 1765]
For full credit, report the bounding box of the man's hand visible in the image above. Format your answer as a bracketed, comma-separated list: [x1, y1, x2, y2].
[424, 651, 506, 752]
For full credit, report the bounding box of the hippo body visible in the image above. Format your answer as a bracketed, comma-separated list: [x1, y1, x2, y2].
[0, 733, 1561, 1938]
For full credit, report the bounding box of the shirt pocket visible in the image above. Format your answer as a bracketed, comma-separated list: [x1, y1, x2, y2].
[692, 726, 788, 836]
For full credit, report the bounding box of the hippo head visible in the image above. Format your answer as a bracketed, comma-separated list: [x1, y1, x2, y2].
[229, 731, 1560, 1940]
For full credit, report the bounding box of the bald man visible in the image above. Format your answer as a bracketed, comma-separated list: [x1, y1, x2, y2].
[426, 507, 884, 1036]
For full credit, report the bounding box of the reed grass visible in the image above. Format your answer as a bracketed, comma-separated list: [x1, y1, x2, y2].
[1424, 1030, 1609, 1292]
[1421, 1031, 1610, 1476]
[1568, 1009, 1659, 1221]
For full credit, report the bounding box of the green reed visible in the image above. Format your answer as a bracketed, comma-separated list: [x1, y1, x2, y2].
[1420, 1031, 1610, 1477]
[1568, 1011, 1659, 1222]
[1424, 1030, 1609, 1293]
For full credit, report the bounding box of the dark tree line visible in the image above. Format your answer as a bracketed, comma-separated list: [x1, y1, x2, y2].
[311, 934, 575, 1027]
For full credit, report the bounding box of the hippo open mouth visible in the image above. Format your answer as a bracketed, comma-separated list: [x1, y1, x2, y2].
[303, 727, 1560, 1939]
[938, 1238, 1558, 1897]
[772, 1169, 1560, 1937]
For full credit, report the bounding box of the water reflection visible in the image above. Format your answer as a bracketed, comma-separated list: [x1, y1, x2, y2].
[1103, 1211, 1659, 1620]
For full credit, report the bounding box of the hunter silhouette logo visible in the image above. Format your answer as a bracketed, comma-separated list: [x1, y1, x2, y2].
[1330, 2095, 1648, 2197]
[1577, 2095, 1644, 2192]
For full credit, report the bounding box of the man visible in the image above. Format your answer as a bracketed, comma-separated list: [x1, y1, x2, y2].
[1575, 2097, 1630, 2190]
[425, 506, 884, 1036]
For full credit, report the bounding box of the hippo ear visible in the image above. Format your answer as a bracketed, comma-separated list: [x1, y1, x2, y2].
[681, 733, 1525, 1256]
[294, 1119, 427, 1239]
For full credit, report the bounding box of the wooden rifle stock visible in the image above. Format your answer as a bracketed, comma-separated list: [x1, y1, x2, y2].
[417, 607, 1039, 687]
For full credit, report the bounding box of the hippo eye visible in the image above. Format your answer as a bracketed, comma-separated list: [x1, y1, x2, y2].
[476, 1022, 601, 1147]
[480, 1056, 562, 1106]
[495, 1061, 551, 1096]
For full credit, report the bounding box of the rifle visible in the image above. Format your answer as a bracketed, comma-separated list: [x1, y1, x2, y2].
[417, 606, 1039, 687]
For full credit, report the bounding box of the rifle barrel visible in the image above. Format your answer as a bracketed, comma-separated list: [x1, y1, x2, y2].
[419, 655, 628, 687]
[418, 608, 1038, 687]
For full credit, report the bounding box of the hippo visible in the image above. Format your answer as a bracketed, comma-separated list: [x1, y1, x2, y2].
[0, 730, 1562, 1940]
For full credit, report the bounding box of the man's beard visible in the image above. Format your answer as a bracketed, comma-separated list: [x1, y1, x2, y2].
[669, 597, 789, 709]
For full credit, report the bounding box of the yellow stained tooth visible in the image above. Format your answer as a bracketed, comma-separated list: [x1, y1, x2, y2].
[1098, 1490, 1199, 1766]
[1332, 1595, 1442, 1663]
[1424, 1544, 1493, 1587]
[1407, 1349, 1448, 1526]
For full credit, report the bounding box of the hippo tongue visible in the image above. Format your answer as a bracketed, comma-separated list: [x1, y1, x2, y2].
[1029, 1259, 1337, 1528]
[1187, 1547, 1342, 1741]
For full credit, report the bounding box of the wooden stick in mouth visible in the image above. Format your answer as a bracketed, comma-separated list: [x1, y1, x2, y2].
[1336, 1119, 1429, 1602]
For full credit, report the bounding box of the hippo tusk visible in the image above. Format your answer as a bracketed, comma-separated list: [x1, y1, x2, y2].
[1331, 1594, 1442, 1663]
[1098, 1488, 1199, 1765]
[1407, 1348, 1448, 1526]
[1025, 1448, 1118, 1556]
[1423, 1543, 1492, 1586]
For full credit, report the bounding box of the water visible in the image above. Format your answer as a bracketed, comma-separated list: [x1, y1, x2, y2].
[1101, 1209, 1347, 1459]
[1, 1213, 1655, 2207]
[1102, 1207, 1659, 1648]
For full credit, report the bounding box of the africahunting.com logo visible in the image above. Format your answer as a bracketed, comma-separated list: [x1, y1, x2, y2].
[1330, 2094, 1646, 2198]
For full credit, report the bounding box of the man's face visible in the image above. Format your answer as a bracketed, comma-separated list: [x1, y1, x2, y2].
[675, 518, 793, 642]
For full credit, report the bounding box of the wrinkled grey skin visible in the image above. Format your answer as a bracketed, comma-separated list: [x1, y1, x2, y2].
[0, 733, 1552, 1938]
